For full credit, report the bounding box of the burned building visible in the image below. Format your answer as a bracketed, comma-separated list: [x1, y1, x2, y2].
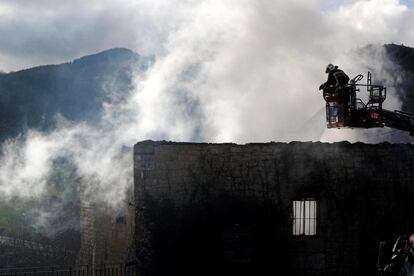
[133, 140, 414, 276]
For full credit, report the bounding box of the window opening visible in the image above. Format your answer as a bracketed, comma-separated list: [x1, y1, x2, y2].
[292, 198, 317, 236]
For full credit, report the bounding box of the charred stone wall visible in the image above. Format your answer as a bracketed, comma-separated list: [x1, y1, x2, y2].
[134, 140, 414, 276]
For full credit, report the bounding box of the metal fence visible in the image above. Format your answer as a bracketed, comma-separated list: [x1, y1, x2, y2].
[0, 263, 137, 276]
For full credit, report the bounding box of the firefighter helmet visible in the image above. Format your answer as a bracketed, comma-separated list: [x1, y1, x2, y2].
[325, 64, 337, 73]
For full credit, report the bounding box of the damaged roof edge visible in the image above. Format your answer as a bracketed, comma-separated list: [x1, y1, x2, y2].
[134, 139, 414, 148]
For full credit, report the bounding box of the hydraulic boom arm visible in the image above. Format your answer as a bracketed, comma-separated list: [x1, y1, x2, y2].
[378, 109, 414, 136]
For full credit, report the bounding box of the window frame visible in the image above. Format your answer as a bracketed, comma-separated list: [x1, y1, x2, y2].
[291, 198, 319, 237]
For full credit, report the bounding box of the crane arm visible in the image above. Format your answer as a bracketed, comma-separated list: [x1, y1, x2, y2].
[379, 109, 414, 136]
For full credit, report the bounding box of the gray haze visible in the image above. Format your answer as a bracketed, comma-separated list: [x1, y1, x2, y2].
[0, 0, 414, 230]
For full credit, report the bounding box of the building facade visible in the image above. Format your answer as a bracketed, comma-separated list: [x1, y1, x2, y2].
[134, 140, 414, 276]
[76, 186, 135, 267]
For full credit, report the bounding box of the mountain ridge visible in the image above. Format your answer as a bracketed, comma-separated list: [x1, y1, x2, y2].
[5, 48, 141, 75]
[1, 45, 414, 142]
[0, 48, 152, 141]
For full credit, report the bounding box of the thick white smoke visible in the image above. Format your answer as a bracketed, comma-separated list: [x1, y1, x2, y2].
[0, 0, 414, 231]
[119, 0, 414, 143]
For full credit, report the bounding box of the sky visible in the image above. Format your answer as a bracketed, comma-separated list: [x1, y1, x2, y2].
[400, 0, 413, 8]
[0, 0, 413, 72]
[0, 0, 414, 231]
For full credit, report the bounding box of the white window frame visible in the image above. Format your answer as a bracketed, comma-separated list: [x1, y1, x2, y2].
[292, 198, 318, 236]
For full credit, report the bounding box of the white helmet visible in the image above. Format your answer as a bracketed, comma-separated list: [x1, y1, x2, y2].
[325, 63, 337, 73]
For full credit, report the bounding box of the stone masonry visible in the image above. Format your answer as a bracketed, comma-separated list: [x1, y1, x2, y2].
[134, 140, 414, 276]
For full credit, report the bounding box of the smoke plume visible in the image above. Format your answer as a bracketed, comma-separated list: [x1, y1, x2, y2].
[1, 0, 414, 233]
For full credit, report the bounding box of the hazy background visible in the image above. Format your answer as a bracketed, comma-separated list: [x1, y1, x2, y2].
[0, 0, 413, 234]
[1, 0, 413, 142]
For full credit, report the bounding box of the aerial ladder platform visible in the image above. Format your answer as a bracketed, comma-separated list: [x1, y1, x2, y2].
[322, 72, 414, 136]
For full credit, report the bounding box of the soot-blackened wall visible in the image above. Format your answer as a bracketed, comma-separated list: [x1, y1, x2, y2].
[134, 140, 414, 276]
